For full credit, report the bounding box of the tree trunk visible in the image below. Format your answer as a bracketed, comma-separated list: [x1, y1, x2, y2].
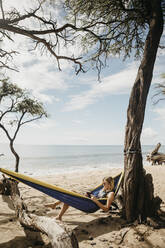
[1, 178, 79, 248]
[123, 0, 163, 222]
[10, 140, 20, 172]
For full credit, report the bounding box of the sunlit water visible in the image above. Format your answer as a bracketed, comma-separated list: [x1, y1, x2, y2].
[0, 144, 161, 176]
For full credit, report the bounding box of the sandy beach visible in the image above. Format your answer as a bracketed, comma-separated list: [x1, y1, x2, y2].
[0, 166, 165, 248]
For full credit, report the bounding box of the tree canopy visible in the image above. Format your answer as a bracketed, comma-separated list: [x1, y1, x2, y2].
[0, 0, 164, 75]
[65, 0, 154, 60]
[0, 77, 47, 171]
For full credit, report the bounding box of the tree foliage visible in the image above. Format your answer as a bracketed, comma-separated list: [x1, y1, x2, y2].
[64, 0, 165, 74]
[0, 0, 164, 75]
[0, 0, 84, 73]
[0, 77, 47, 171]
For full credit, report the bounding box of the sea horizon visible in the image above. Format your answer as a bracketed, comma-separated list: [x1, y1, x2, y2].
[0, 143, 164, 176]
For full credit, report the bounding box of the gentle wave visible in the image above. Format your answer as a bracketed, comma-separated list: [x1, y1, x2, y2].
[0, 144, 162, 176]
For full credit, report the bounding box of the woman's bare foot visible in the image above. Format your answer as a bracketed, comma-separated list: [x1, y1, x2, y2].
[45, 200, 61, 209]
[45, 203, 55, 209]
[45, 202, 60, 209]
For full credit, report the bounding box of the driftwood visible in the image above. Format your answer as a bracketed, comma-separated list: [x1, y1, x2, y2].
[148, 154, 165, 165]
[0, 174, 11, 195]
[146, 143, 165, 165]
[0, 177, 79, 248]
[150, 143, 161, 156]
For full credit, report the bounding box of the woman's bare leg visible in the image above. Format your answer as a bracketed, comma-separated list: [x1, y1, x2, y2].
[45, 201, 61, 209]
[56, 203, 69, 221]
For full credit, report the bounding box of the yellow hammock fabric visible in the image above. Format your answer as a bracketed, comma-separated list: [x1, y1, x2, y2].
[0, 168, 123, 213]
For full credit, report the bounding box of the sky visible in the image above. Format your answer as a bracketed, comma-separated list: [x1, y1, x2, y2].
[0, 0, 165, 146]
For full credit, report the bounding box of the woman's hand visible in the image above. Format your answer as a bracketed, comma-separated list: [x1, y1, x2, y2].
[90, 194, 97, 203]
[91, 192, 115, 212]
[85, 192, 91, 197]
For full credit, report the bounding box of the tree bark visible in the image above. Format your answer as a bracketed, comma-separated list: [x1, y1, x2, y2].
[10, 140, 20, 172]
[1, 178, 79, 248]
[123, 0, 164, 222]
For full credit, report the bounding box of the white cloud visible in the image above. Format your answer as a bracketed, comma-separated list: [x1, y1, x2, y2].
[72, 120, 84, 125]
[58, 128, 124, 145]
[54, 97, 61, 102]
[1, 0, 78, 104]
[141, 127, 158, 145]
[70, 136, 89, 143]
[64, 63, 138, 111]
[153, 108, 165, 122]
[151, 55, 165, 85]
[6, 51, 70, 103]
[25, 118, 58, 129]
[3, 0, 32, 12]
[157, 30, 165, 56]
[2, 0, 79, 72]
[157, 48, 165, 57]
[142, 127, 157, 138]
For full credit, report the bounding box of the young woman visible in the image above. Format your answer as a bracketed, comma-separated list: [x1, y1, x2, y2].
[45, 176, 115, 221]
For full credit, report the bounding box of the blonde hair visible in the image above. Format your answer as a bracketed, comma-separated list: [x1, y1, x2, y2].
[103, 176, 114, 191]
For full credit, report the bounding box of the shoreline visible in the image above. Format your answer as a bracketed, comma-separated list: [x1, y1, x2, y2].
[0, 163, 124, 177]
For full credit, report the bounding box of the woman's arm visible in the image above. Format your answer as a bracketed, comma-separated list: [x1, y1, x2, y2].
[91, 192, 114, 212]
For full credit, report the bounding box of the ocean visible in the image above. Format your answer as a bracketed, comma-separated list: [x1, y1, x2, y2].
[0, 144, 162, 176]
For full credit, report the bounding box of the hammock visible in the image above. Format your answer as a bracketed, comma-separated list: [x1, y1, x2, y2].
[0, 168, 123, 213]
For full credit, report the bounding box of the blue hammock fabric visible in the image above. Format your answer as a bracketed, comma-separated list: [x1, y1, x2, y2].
[0, 168, 123, 213]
